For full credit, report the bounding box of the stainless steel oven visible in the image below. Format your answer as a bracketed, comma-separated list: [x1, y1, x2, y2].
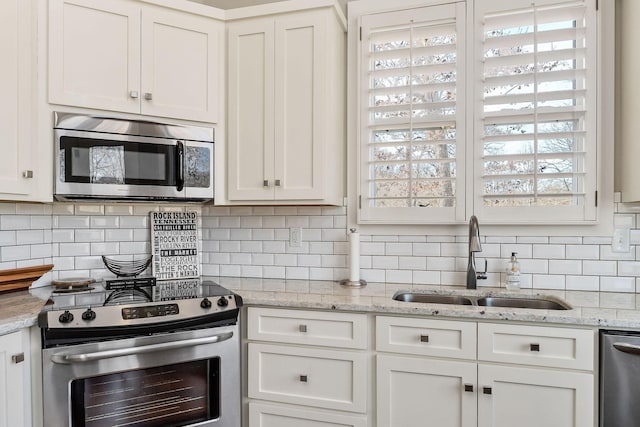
[39, 280, 241, 427]
[54, 112, 214, 202]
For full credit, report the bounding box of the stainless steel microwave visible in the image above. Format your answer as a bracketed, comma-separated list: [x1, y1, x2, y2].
[54, 112, 214, 202]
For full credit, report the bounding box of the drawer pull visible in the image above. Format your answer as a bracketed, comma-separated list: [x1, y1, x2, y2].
[483, 386, 492, 395]
[11, 353, 24, 364]
[299, 375, 308, 383]
[464, 384, 474, 393]
[530, 343, 541, 352]
[299, 324, 307, 333]
[420, 334, 429, 343]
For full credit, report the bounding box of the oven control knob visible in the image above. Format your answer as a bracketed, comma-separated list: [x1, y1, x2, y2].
[217, 297, 229, 308]
[59, 310, 74, 324]
[200, 298, 212, 309]
[82, 308, 96, 321]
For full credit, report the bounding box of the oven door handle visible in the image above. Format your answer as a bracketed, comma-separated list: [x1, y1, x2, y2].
[50, 332, 233, 364]
[613, 342, 640, 355]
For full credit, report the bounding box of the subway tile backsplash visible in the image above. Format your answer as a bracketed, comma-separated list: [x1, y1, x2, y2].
[2, 201, 640, 292]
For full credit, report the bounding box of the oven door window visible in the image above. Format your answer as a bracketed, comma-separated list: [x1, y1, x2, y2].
[60, 137, 177, 186]
[70, 358, 220, 427]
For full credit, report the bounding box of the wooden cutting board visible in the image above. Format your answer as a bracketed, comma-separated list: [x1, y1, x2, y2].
[0, 264, 54, 293]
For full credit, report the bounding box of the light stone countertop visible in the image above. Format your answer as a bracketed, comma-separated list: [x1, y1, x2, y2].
[4, 277, 640, 336]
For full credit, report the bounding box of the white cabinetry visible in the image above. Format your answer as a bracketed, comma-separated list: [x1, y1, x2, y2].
[375, 316, 595, 427]
[0, 330, 30, 427]
[246, 307, 368, 427]
[0, 0, 47, 202]
[227, 4, 346, 205]
[49, 0, 222, 123]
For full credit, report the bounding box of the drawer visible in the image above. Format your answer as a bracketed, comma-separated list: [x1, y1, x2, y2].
[477, 323, 595, 370]
[249, 402, 367, 427]
[376, 316, 477, 360]
[247, 307, 368, 349]
[248, 343, 367, 413]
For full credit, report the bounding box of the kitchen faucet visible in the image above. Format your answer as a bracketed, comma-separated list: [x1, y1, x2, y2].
[466, 215, 487, 289]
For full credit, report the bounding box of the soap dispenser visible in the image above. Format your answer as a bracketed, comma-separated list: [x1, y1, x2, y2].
[505, 252, 520, 290]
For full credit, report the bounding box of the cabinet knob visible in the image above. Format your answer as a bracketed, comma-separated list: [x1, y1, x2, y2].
[11, 353, 24, 364]
[420, 334, 429, 343]
[483, 386, 492, 395]
[275, 179, 281, 187]
[129, 90, 139, 99]
[299, 324, 307, 333]
[144, 92, 153, 101]
[263, 180, 270, 187]
[530, 343, 540, 352]
[464, 384, 474, 393]
[22, 170, 33, 179]
[299, 375, 308, 383]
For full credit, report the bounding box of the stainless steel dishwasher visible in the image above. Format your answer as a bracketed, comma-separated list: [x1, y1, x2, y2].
[600, 330, 640, 426]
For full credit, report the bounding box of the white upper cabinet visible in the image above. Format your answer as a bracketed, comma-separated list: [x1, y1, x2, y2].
[49, 0, 222, 123]
[0, 0, 48, 202]
[226, 4, 346, 205]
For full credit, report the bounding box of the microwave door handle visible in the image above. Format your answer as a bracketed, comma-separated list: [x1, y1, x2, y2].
[176, 141, 185, 192]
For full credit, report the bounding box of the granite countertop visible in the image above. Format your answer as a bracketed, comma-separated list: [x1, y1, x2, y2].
[4, 277, 640, 336]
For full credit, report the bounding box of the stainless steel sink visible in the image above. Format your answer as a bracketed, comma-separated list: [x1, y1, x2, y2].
[392, 292, 473, 305]
[392, 291, 570, 310]
[475, 296, 569, 310]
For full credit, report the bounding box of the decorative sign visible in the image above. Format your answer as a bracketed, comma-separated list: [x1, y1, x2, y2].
[150, 212, 200, 280]
[154, 278, 202, 301]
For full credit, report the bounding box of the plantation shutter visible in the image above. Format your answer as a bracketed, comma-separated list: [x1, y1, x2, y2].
[474, 0, 597, 223]
[359, 3, 467, 224]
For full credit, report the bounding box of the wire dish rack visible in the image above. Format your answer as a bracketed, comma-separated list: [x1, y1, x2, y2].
[102, 255, 152, 277]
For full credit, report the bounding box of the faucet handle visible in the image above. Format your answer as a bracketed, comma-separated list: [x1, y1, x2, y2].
[477, 259, 488, 280]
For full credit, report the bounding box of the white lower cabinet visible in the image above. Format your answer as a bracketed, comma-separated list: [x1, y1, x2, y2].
[0, 329, 30, 427]
[375, 316, 596, 427]
[246, 308, 368, 427]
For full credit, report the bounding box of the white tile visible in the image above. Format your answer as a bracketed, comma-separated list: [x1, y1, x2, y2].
[240, 216, 262, 228]
[321, 229, 346, 242]
[274, 254, 297, 266]
[310, 267, 334, 280]
[309, 216, 333, 228]
[220, 265, 241, 276]
[105, 205, 134, 215]
[119, 216, 148, 229]
[274, 229, 289, 241]
[252, 253, 274, 265]
[16, 230, 43, 245]
[59, 243, 91, 257]
[209, 253, 230, 264]
[0, 231, 16, 246]
[361, 269, 386, 282]
[564, 275, 599, 291]
[333, 242, 348, 255]
[263, 241, 286, 253]
[321, 206, 345, 216]
[320, 254, 346, 268]
[441, 243, 466, 257]
[500, 244, 532, 258]
[240, 241, 262, 253]
[263, 216, 285, 228]
[263, 266, 286, 279]
[600, 245, 636, 260]
[566, 244, 599, 260]
[229, 207, 253, 216]
[230, 229, 252, 240]
[75, 256, 105, 270]
[274, 207, 298, 216]
[210, 229, 230, 240]
[518, 259, 549, 274]
[549, 236, 583, 244]
[52, 257, 75, 270]
[485, 236, 517, 244]
[583, 236, 612, 244]
[399, 256, 427, 270]
[286, 216, 309, 228]
[285, 267, 309, 280]
[74, 229, 105, 243]
[310, 242, 333, 254]
[532, 244, 565, 259]
[298, 255, 322, 267]
[52, 203, 74, 215]
[252, 207, 275, 216]
[298, 207, 322, 215]
[90, 242, 119, 255]
[134, 204, 160, 215]
[30, 244, 52, 259]
[133, 229, 149, 242]
[202, 217, 219, 228]
[361, 242, 385, 256]
[105, 229, 133, 242]
[440, 271, 466, 286]
[201, 264, 220, 276]
[601, 276, 636, 293]
[372, 235, 399, 242]
[548, 260, 582, 275]
[285, 241, 309, 254]
[75, 204, 104, 215]
[333, 215, 347, 229]
[398, 235, 426, 243]
[385, 243, 413, 256]
[427, 236, 455, 243]
[582, 260, 616, 276]
[617, 261, 640, 276]
[230, 253, 251, 265]
[1, 215, 30, 230]
[241, 265, 263, 278]
[220, 241, 240, 252]
[252, 229, 275, 241]
[427, 256, 455, 271]
[90, 216, 120, 228]
[57, 215, 90, 229]
[386, 270, 412, 284]
[360, 256, 372, 269]
[119, 242, 149, 255]
[413, 243, 440, 257]
[531, 274, 565, 290]
[516, 236, 548, 244]
[372, 256, 398, 269]
[31, 216, 52, 230]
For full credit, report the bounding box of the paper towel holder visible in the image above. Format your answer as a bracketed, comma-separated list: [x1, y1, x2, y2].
[340, 228, 367, 288]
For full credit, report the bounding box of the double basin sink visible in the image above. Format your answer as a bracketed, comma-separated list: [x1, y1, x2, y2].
[393, 291, 570, 310]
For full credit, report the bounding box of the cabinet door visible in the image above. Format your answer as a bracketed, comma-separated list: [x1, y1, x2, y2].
[273, 11, 325, 200]
[227, 18, 276, 200]
[377, 354, 477, 427]
[0, 331, 27, 427]
[477, 364, 594, 427]
[141, 7, 221, 123]
[249, 402, 367, 427]
[0, 0, 35, 197]
[49, 0, 141, 113]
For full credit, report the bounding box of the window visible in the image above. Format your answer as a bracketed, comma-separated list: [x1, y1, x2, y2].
[357, 0, 599, 224]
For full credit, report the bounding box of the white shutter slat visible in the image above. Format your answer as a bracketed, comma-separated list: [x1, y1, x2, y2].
[483, 89, 587, 107]
[483, 27, 586, 51]
[483, 69, 586, 88]
[483, 48, 586, 70]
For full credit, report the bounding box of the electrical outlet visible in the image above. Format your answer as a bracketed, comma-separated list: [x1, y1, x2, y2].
[612, 228, 631, 253]
[289, 227, 302, 247]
